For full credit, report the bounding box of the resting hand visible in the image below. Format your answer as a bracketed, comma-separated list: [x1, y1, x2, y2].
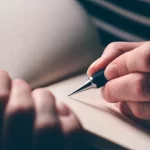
[0, 70, 85, 150]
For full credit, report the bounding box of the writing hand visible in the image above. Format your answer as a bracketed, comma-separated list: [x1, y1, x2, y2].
[88, 41, 150, 124]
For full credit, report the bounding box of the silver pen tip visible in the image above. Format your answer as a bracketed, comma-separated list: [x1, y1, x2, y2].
[68, 92, 77, 97]
[68, 87, 85, 96]
[68, 78, 96, 97]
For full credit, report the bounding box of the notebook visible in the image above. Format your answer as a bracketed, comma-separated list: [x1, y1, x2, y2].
[46, 73, 150, 150]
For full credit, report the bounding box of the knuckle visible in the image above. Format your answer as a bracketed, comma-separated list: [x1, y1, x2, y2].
[133, 74, 146, 98]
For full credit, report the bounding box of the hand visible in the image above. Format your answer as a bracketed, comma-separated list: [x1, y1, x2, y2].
[88, 41, 150, 125]
[0, 70, 86, 150]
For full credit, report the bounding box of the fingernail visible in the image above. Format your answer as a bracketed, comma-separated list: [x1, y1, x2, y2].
[105, 64, 119, 80]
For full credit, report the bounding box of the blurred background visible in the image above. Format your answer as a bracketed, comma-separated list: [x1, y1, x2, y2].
[78, 0, 150, 47]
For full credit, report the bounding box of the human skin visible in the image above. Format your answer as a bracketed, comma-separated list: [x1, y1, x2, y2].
[88, 41, 150, 125]
[0, 69, 86, 150]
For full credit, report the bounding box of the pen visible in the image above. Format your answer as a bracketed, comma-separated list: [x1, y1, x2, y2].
[68, 69, 108, 96]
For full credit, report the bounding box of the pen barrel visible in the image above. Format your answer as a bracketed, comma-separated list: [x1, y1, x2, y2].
[92, 69, 108, 88]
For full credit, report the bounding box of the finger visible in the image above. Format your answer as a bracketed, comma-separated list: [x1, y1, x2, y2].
[32, 89, 64, 150]
[87, 41, 146, 76]
[3, 79, 35, 150]
[57, 103, 82, 135]
[0, 70, 11, 148]
[57, 102, 70, 116]
[116, 102, 133, 118]
[127, 102, 150, 121]
[117, 102, 150, 126]
[57, 103, 88, 150]
[105, 42, 150, 80]
[102, 73, 150, 102]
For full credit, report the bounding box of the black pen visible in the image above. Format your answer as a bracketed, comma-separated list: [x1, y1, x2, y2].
[68, 69, 108, 96]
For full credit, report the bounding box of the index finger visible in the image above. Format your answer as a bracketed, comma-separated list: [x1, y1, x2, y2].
[87, 41, 146, 76]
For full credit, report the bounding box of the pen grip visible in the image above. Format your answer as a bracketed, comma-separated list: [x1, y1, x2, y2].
[92, 69, 108, 88]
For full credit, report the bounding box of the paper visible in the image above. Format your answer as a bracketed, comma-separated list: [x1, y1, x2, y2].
[46, 73, 150, 150]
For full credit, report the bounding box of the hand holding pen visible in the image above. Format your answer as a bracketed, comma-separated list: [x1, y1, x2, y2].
[87, 41, 150, 125]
